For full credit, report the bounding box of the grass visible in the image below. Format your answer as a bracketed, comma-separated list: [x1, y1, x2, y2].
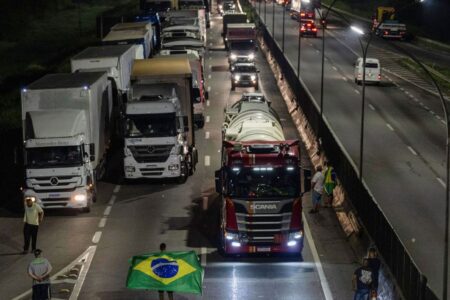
[0, 0, 136, 132]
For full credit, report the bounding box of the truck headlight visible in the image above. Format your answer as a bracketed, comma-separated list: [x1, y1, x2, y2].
[248, 53, 255, 60]
[251, 75, 256, 81]
[289, 231, 303, 240]
[234, 74, 241, 81]
[230, 53, 237, 60]
[287, 240, 297, 247]
[125, 166, 135, 172]
[168, 164, 179, 170]
[74, 194, 87, 202]
[225, 231, 239, 241]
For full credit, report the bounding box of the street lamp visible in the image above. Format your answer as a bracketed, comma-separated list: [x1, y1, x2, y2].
[264, 0, 267, 23]
[282, 1, 286, 51]
[272, 0, 275, 40]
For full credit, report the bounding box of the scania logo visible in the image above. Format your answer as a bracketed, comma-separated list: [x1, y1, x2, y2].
[250, 204, 277, 210]
[50, 177, 59, 186]
[147, 146, 155, 154]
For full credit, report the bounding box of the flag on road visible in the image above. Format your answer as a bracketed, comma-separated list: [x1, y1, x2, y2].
[126, 251, 203, 294]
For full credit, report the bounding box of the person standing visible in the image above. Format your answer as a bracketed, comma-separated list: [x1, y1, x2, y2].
[323, 161, 337, 207]
[158, 243, 174, 300]
[23, 197, 44, 254]
[352, 258, 374, 300]
[28, 249, 52, 300]
[367, 247, 381, 297]
[310, 165, 324, 213]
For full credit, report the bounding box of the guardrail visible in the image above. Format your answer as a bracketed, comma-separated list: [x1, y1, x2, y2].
[243, 1, 440, 299]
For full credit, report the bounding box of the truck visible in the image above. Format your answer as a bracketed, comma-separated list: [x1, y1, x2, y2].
[165, 9, 207, 39]
[70, 45, 136, 138]
[372, 6, 407, 40]
[124, 57, 198, 182]
[159, 49, 207, 128]
[177, 0, 210, 28]
[222, 13, 247, 37]
[290, 0, 317, 21]
[102, 28, 152, 59]
[110, 21, 156, 52]
[215, 93, 305, 255]
[225, 23, 256, 48]
[21, 72, 113, 212]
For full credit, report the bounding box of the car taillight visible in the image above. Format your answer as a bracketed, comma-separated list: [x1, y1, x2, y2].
[307, 23, 311, 27]
[312, 28, 317, 32]
[300, 13, 305, 17]
[289, 199, 302, 230]
[384, 31, 389, 35]
[225, 198, 238, 230]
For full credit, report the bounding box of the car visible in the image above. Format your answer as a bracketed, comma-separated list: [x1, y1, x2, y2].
[228, 40, 257, 65]
[354, 57, 381, 85]
[300, 20, 318, 37]
[230, 62, 259, 91]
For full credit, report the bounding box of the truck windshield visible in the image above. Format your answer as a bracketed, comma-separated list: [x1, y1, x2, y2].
[229, 41, 256, 51]
[26, 146, 83, 168]
[226, 167, 300, 199]
[126, 113, 177, 137]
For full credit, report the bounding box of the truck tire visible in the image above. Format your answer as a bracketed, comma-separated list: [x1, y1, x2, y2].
[178, 161, 188, 184]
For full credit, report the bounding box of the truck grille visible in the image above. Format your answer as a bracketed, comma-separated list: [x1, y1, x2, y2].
[40, 197, 71, 208]
[128, 145, 173, 163]
[28, 176, 80, 192]
[139, 167, 165, 176]
[234, 199, 294, 245]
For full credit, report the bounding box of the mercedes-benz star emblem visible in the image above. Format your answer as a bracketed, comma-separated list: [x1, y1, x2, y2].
[50, 177, 59, 186]
[147, 146, 155, 154]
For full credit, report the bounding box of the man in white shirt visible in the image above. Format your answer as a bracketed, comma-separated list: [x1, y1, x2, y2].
[310, 165, 324, 213]
[23, 197, 44, 254]
[28, 249, 52, 300]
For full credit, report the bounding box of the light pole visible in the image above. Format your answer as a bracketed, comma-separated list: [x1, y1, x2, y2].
[297, 22, 301, 77]
[259, 0, 261, 19]
[272, 0, 275, 39]
[282, 2, 286, 51]
[264, 0, 267, 23]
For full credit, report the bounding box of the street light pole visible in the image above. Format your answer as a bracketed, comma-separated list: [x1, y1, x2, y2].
[264, 0, 267, 23]
[282, 3, 286, 52]
[297, 24, 301, 77]
[272, 0, 275, 39]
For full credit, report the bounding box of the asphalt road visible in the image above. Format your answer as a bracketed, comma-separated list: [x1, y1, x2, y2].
[254, 1, 449, 295]
[0, 4, 363, 300]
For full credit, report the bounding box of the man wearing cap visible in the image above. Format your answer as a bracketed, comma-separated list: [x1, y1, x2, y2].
[28, 249, 52, 300]
[23, 197, 44, 254]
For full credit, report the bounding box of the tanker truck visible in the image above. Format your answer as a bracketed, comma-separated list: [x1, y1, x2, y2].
[215, 93, 305, 255]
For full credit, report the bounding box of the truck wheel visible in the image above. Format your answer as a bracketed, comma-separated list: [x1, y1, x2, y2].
[177, 161, 188, 184]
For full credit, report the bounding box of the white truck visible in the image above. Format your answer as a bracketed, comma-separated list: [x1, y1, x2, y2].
[159, 49, 207, 128]
[102, 27, 152, 59]
[124, 57, 198, 182]
[21, 72, 113, 211]
[71, 45, 136, 138]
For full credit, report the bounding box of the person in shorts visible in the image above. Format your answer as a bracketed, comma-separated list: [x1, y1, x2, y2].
[310, 165, 324, 213]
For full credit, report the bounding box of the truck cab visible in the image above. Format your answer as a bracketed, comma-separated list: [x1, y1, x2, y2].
[228, 40, 257, 65]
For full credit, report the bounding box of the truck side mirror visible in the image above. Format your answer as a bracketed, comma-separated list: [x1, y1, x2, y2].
[215, 169, 222, 194]
[303, 168, 312, 194]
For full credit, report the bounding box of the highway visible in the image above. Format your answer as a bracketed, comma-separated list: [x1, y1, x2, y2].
[0, 4, 363, 299]
[252, 1, 449, 295]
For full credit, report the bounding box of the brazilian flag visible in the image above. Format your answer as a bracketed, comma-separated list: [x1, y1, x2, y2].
[126, 251, 203, 294]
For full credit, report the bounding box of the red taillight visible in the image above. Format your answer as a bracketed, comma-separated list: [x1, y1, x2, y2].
[307, 23, 311, 27]
[384, 31, 389, 35]
[289, 199, 302, 230]
[225, 198, 238, 230]
[312, 28, 317, 32]
[300, 13, 305, 17]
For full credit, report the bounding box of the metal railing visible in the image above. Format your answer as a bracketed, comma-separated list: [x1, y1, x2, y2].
[244, 1, 440, 299]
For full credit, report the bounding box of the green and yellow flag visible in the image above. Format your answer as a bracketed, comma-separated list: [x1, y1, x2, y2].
[126, 251, 203, 294]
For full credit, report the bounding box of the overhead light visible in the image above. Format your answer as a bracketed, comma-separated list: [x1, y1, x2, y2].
[351, 26, 364, 35]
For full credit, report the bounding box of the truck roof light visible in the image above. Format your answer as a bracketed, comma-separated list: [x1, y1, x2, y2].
[83, 85, 89, 90]
[22, 88, 27, 93]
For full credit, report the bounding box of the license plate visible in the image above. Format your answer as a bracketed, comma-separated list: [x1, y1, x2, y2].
[257, 247, 271, 252]
[48, 193, 60, 198]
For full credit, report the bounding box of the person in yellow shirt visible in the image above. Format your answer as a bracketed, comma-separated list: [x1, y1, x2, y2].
[23, 197, 44, 254]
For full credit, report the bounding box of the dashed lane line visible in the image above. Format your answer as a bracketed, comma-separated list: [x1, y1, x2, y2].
[386, 123, 395, 131]
[437, 177, 446, 188]
[92, 231, 102, 244]
[354, 89, 360, 94]
[368, 104, 375, 111]
[205, 131, 210, 139]
[103, 206, 112, 216]
[332, 66, 337, 71]
[207, 86, 211, 92]
[204, 155, 210, 166]
[407, 146, 418, 156]
[98, 217, 107, 228]
[206, 116, 210, 123]
[207, 100, 210, 107]
[208, 74, 212, 79]
[342, 77, 347, 82]
[108, 195, 116, 206]
[113, 185, 121, 194]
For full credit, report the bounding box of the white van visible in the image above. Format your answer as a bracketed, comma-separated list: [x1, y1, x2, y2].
[354, 58, 381, 85]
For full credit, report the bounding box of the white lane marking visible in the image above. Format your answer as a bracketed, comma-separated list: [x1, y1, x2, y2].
[442, 120, 447, 125]
[386, 123, 395, 131]
[108, 195, 116, 206]
[207, 100, 210, 107]
[103, 206, 112, 216]
[332, 66, 337, 71]
[201, 247, 207, 267]
[69, 246, 97, 300]
[412, 97, 419, 102]
[98, 217, 107, 228]
[430, 110, 436, 115]
[303, 212, 333, 300]
[209, 65, 212, 70]
[208, 74, 211, 79]
[206, 116, 210, 123]
[113, 185, 121, 194]
[209, 56, 212, 60]
[315, 49, 320, 53]
[204, 155, 210, 166]
[92, 231, 102, 244]
[407, 146, 418, 156]
[205, 131, 210, 139]
[400, 87, 405, 91]
[207, 86, 211, 92]
[342, 77, 347, 82]
[12, 246, 97, 300]
[424, 105, 430, 110]
[437, 177, 446, 188]
[354, 89, 360, 94]
[368, 104, 375, 111]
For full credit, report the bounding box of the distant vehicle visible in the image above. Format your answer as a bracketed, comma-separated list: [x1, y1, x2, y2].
[219, 0, 235, 15]
[228, 40, 257, 65]
[290, 0, 315, 21]
[230, 62, 259, 91]
[354, 57, 381, 85]
[299, 20, 317, 37]
[177, 0, 210, 28]
[102, 26, 153, 59]
[222, 13, 247, 37]
[372, 6, 407, 40]
[21, 72, 113, 212]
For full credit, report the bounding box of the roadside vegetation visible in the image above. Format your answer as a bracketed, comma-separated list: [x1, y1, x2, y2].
[0, 0, 136, 131]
